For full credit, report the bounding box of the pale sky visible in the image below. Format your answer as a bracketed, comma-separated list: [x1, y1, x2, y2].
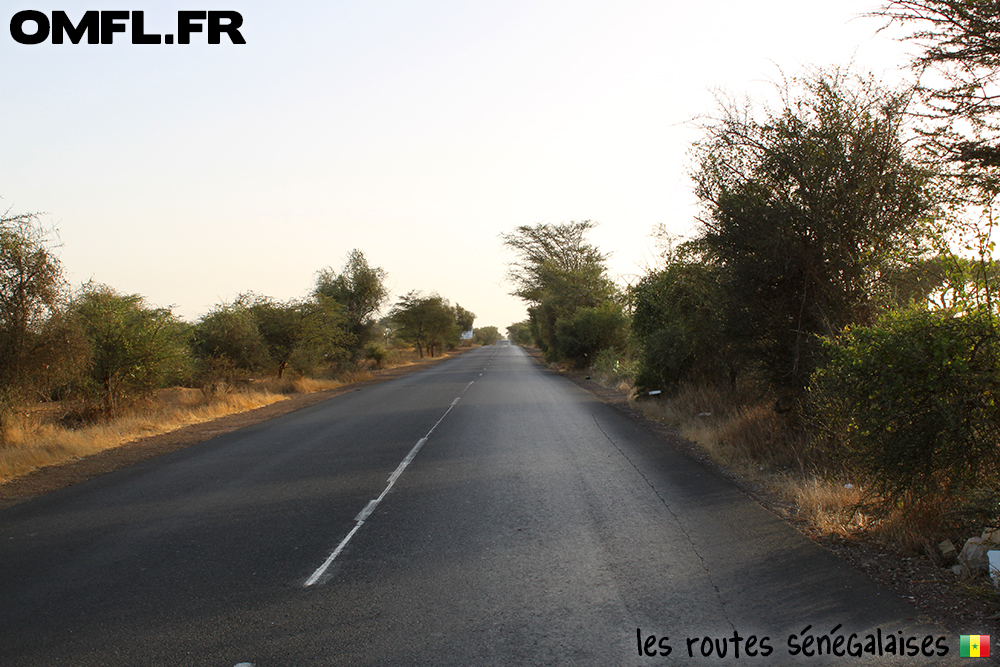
[2, 1, 916, 329]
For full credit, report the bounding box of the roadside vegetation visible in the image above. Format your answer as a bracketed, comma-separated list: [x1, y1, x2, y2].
[503, 1, 1000, 560]
[0, 219, 493, 484]
[5, 0, 999, 581]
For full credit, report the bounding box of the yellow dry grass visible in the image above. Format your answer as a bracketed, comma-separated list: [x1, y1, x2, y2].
[0, 351, 446, 486]
[633, 384, 868, 539]
[0, 390, 288, 485]
[0, 344, 465, 487]
[290, 377, 343, 393]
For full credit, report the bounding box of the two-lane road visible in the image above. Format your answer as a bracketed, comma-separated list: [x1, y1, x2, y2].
[0, 344, 960, 665]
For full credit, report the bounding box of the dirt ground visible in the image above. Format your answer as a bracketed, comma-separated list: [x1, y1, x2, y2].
[2, 345, 996, 635]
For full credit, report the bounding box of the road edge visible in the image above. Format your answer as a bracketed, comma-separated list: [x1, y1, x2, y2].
[0, 348, 473, 511]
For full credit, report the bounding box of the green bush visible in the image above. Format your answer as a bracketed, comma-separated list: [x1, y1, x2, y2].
[472, 326, 501, 346]
[506, 320, 533, 346]
[810, 307, 1000, 508]
[73, 284, 191, 416]
[631, 260, 728, 394]
[554, 303, 627, 368]
[193, 303, 269, 373]
[363, 342, 389, 368]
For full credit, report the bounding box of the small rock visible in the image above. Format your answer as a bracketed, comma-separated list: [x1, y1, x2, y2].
[982, 528, 1000, 545]
[697, 412, 711, 418]
[938, 539, 957, 563]
[958, 537, 989, 577]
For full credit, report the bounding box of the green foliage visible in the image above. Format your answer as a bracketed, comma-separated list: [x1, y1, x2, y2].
[501, 221, 619, 360]
[246, 295, 302, 378]
[692, 69, 935, 390]
[0, 210, 87, 407]
[455, 304, 476, 335]
[389, 291, 458, 358]
[314, 249, 389, 355]
[194, 299, 270, 374]
[362, 341, 389, 368]
[506, 320, 532, 346]
[810, 307, 1000, 507]
[73, 284, 190, 416]
[472, 326, 501, 346]
[631, 253, 729, 393]
[194, 293, 349, 380]
[293, 294, 352, 370]
[554, 303, 628, 368]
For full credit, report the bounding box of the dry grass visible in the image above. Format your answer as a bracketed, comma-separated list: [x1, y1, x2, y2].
[633, 383, 869, 539]
[0, 390, 287, 484]
[336, 370, 375, 385]
[0, 361, 395, 485]
[771, 475, 868, 535]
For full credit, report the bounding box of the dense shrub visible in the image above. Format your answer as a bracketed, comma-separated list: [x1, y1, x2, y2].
[193, 303, 269, 373]
[363, 341, 389, 368]
[506, 320, 532, 346]
[810, 307, 1000, 508]
[73, 284, 191, 416]
[692, 70, 933, 391]
[472, 326, 501, 346]
[554, 303, 628, 368]
[631, 260, 728, 394]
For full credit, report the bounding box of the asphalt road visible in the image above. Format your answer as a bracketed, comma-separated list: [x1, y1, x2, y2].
[0, 344, 965, 666]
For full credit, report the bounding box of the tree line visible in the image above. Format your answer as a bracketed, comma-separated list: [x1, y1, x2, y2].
[0, 223, 491, 428]
[503, 1, 1000, 532]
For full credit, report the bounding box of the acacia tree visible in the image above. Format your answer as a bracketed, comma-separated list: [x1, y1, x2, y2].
[455, 304, 475, 342]
[506, 321, 532, 345]
[501, 221, 618, 361]
[876, 2, 1000, 313]
[73, 284, 189, 416]
[631, 245, 729, 394]
[0, 209, 86, 410]
[245, 295, 301, 378]
[314, 250, 389, 355]
[193, 297, 270, 376]
[390, 292, 457, 358]
[473, 326, 500, 345]
[877, 1, 1000, 173]
[692, 69, 935, 390]
[195, 293, 349, 380]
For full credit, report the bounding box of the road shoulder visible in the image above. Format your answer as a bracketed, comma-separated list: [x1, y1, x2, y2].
[523, 348, 998, 637]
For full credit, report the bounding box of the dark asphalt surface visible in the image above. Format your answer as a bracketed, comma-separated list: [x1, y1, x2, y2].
[0, 344, 966, 665]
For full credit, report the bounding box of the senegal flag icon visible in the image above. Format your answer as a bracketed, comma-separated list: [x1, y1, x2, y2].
[961, 635, 990, 658]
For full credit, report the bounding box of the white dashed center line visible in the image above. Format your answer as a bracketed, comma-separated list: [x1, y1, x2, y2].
[303, 380, 475, 587]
